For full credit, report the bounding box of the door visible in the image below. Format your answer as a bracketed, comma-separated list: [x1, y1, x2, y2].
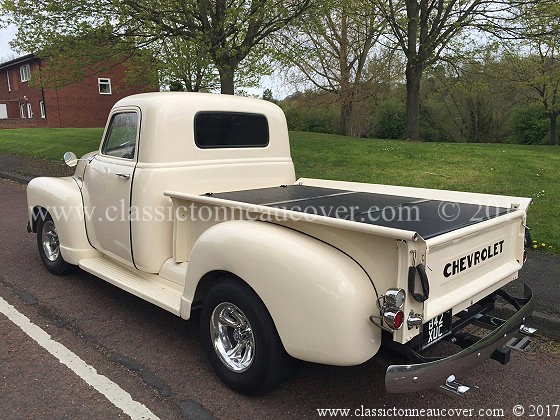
[0, 104, 7, 119]
[82, 110, 140, 265]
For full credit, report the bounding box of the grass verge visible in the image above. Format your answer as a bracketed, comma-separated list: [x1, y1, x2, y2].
[0, 128, 557, 252]
[290, 132, 560, 252]
[0, 128, 102, 160]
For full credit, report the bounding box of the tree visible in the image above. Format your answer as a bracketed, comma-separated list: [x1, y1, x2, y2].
[262, 88, 274, 102]
[158, 37, 219, 92]
[3, 0, 311, 94]
[421, 58, 517, 143]
[503, 2, 560, 146]
[374, 0, 516, 140]
[279, 0, 385, 136]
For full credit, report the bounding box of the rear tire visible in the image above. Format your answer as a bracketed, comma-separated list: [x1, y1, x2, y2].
[200, 277, 290, 395]
[36, 211, 74, 275]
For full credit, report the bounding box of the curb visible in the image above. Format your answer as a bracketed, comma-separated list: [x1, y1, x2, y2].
[526, 311, 560, 341]
[494, 305, 560, 341]
[0, 171, 33, 185]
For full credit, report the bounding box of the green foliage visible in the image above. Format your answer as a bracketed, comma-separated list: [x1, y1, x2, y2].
[282, 104, 338, 134]
[510, 104, 549, 145]
[262, 88, 275, 102]
[372, 99, 405, 139]
[501, 2, 560, 145]
[419, 105, 451, 143]
[169, 80, 185, 92]
[157, 37, 219, 92]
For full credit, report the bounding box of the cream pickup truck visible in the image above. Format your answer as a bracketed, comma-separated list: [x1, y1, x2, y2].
[26, 92, 535, 396]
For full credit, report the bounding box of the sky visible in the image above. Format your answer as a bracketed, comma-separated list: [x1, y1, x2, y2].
[0, 24, 21, 61]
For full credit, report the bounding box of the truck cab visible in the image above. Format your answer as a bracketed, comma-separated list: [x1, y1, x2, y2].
[73, 93, 295, 272]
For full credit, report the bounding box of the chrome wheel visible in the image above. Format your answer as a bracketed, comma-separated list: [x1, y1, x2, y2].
[210, 302, 255, 373]
[41, 220, 60, 262]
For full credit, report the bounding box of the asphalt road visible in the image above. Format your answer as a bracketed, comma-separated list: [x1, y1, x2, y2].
[1, 178, 559, 420]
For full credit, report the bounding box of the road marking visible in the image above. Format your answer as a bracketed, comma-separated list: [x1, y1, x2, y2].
[0, 296, 159, 420]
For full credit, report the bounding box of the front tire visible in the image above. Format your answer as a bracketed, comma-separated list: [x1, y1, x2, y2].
[36, 211, 73, 275]
[200, 278, 290, 395]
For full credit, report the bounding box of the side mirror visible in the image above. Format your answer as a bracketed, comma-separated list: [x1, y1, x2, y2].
[63, 151, 78, 167]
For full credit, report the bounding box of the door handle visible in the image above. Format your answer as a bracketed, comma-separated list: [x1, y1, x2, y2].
[115, 173, 131, 180]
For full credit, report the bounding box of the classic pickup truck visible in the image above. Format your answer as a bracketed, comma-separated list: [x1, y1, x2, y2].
[26, 92, 535, 396]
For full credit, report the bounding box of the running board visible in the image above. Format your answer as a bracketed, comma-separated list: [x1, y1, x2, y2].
[79, 257, 183, 316]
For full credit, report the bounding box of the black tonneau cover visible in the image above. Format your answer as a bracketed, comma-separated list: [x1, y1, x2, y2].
[211, 185, 514, 239]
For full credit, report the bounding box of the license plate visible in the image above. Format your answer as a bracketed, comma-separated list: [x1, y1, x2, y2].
[422, 309, 452, 349]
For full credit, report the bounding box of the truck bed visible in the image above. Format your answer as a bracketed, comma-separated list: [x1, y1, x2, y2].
[210, 185, 513, 239]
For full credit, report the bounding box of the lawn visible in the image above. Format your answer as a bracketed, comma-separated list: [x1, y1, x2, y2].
[0, 128, 103, 160]
[0, 128, 558, 251]
[292, 132, 560, 252]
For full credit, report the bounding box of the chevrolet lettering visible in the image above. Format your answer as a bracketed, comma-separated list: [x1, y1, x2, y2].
[26, 92, 536, 396]
[443, 240, 505, 278]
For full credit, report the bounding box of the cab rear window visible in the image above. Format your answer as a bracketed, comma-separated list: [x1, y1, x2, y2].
[194, 112, 269, 148]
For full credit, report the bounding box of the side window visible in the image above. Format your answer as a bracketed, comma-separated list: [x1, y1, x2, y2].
[102, 112, 139, 159]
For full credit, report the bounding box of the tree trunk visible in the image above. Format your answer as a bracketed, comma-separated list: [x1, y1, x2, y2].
[550, 112, 559, 146]
[218, 66, 235, 95]
[405, 61, 423, 140]
[339, 76, 354, 136]
[340, 96, 354, 137]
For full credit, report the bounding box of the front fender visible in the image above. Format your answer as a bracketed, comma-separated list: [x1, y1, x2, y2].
[27, 177, 99, 265]
[183, 220, 381, 366]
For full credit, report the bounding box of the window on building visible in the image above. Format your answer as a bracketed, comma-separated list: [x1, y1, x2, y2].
[20, 104, 26, 118]
[194, 112, 270, 149]
[20, 64, 30, 82]
[27, 103, 33, 118]
[40, 101, 46, 118]
[98, 78, 112, 95]
[6, 70, 11, 92]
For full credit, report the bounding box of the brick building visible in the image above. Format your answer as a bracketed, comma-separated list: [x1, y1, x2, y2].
[0, 54, 156, 129]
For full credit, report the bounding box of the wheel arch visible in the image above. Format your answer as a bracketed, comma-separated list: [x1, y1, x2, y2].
[29, 205, 46, 233]
[27, 176, 99, 265]
[182, 220, 381, 366]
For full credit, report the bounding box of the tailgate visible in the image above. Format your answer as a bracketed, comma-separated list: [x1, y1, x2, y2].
[422, 210, 526, 320]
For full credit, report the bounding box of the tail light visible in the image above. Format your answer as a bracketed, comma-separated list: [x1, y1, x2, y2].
[384, 309, 404, 330]
[370, 288, 406, 331]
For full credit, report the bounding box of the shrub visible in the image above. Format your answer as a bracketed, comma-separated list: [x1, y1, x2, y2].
[509, 103, 549, 145]
[372, 99, 405, 139]
[281, 104, 338, 134]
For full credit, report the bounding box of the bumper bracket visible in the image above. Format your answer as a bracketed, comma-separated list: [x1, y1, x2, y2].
[385, 284, 534, 393]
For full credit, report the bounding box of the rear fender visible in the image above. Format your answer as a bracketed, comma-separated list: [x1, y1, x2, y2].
[183, 220, 381, 366]
[27, 177, 99, 264]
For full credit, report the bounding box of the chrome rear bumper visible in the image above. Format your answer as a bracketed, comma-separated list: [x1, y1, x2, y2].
[385, 284, 534, 393]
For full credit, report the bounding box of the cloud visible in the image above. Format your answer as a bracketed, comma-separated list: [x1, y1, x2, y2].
[0, 25, 20, 62]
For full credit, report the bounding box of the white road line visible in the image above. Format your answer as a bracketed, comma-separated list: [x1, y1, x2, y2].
[0, 296, 159, 420]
